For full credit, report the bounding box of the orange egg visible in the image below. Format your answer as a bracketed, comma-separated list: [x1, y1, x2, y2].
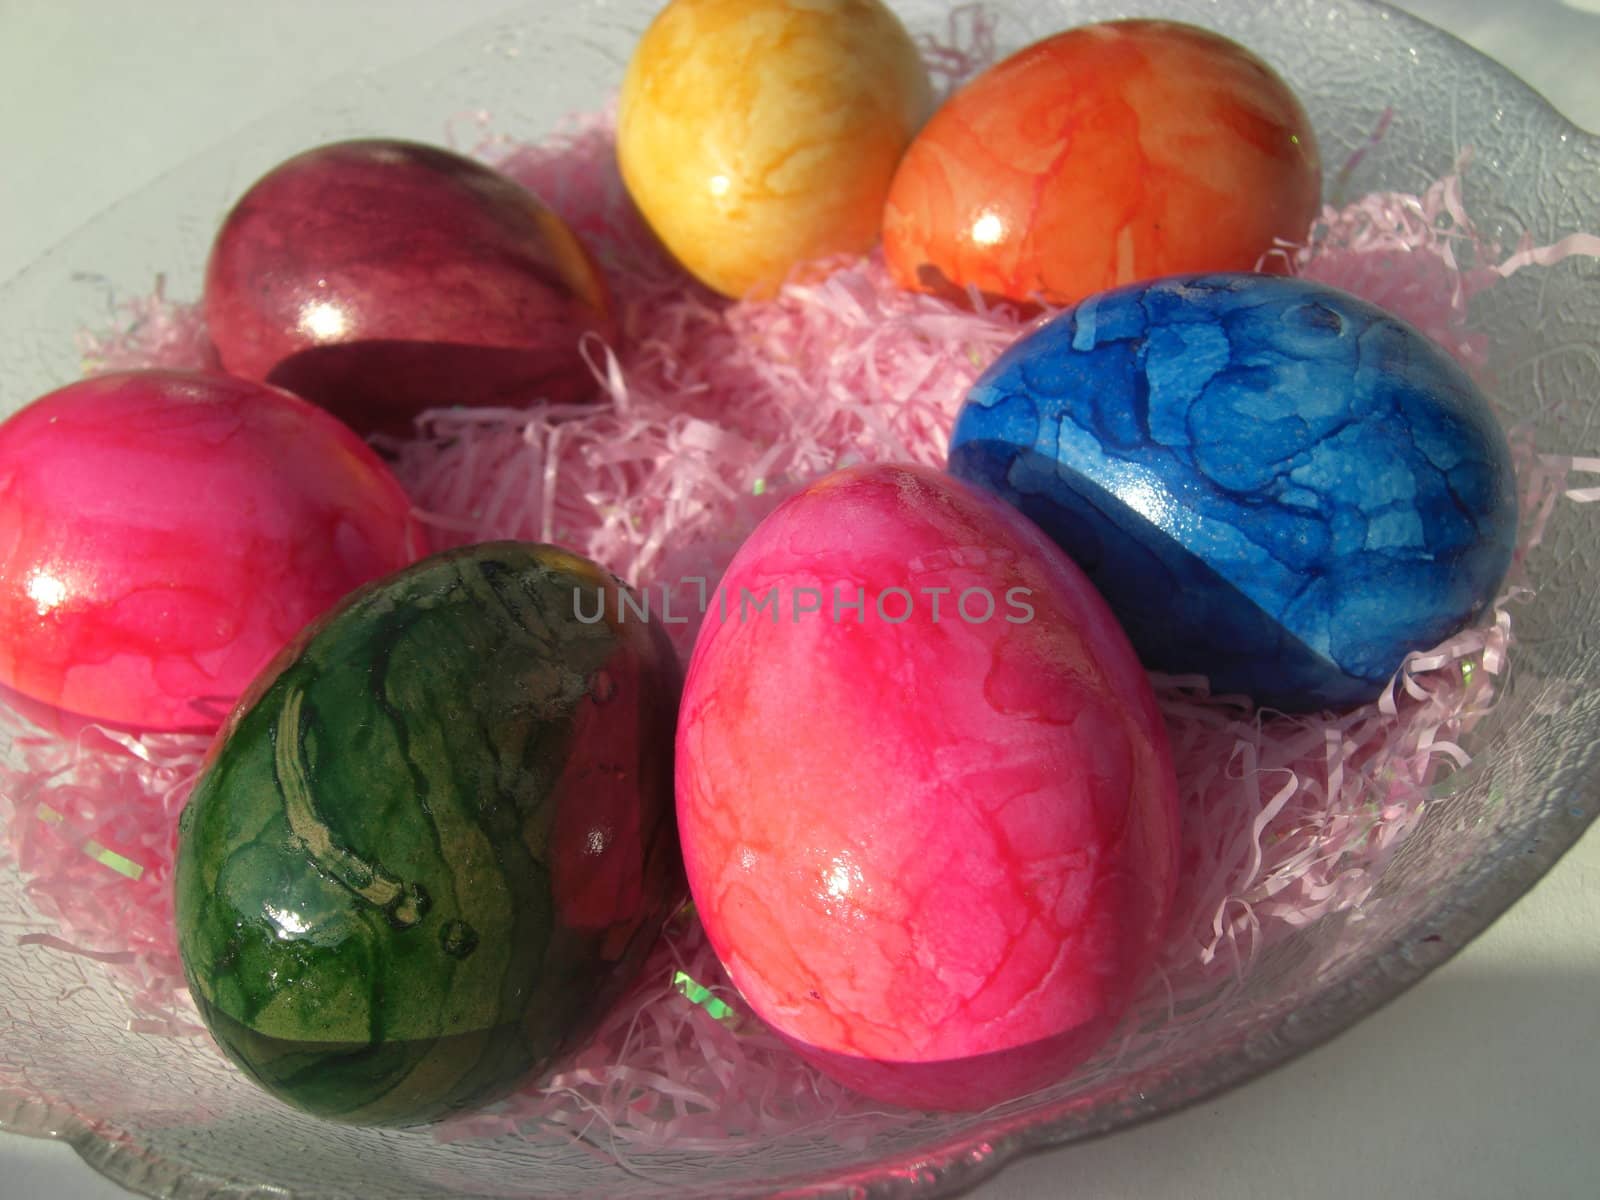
[618, 0, 931, 299]
[883, 20, 1322, 308]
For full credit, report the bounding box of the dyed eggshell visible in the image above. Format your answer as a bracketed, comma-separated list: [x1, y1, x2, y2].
[175, 542, 684, 1125]
[948, 274, 1519, 711]
[0, 370, 426, 732]
[204, 139, 615, 435]
[618, 0, 932, 298]
[883, 20, 1321, 308]
[675, 463, 1179, 1109]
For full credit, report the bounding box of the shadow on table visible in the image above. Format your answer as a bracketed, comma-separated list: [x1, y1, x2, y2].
[984, 953, 1600, 1200]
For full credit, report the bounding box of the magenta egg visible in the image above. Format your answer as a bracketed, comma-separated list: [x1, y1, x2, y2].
[203, 139, 616, 435]
[675, 463, 1180, 1109]
[0, 370, 428, 732]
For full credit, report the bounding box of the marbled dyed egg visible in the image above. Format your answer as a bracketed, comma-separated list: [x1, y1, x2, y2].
[883, 20, 1320, 308]
[204, 139, 615, 435]
[0, 370, 426, 732]
[175, 542, 684, 1124]
[675, 463, 1179, 1110]
[948, 274, 1519, 711]
[618, 0, 932, 298]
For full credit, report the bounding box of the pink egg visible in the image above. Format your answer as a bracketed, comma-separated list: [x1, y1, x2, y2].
[675, 463, 1179, 1109]
[0, 370, 428, 732]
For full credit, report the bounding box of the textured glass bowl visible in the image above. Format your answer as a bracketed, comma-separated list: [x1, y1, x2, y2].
[2, 1, 1598, 1197]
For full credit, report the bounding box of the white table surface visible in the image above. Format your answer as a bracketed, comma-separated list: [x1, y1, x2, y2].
[1, 2, 1597, 1197]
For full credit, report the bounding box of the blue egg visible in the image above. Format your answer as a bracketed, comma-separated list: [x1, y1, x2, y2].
[948, 274, 1518, 711]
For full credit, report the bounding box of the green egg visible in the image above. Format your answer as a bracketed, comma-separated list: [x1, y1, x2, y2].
[174, 542, 684, 1125]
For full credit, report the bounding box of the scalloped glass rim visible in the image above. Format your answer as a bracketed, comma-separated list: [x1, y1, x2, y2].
[1, 1, 1598, 1197]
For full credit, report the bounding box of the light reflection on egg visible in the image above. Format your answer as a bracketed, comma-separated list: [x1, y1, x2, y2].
[25, 570, 68, 615]
[298, 300, 349, 342]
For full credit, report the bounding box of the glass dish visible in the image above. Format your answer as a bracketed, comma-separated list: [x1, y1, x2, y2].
[1, 1, 1598, 1196]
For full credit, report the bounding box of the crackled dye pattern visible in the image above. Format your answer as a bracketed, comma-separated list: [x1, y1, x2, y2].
[618, 0, 931, 298]
[175, 543, 684, 1124]
[204, 140, 614, 435]
[883, 20, 1320, 308]
[675, 464, 1179, 1110]
[0, 370, 425, 732]
[949, 274, 1519, 711]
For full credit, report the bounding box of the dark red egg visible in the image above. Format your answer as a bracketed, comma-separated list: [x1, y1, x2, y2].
[203, 139, 615, 435]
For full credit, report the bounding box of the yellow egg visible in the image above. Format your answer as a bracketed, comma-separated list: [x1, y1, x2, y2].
[618, 0, 932, 299]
